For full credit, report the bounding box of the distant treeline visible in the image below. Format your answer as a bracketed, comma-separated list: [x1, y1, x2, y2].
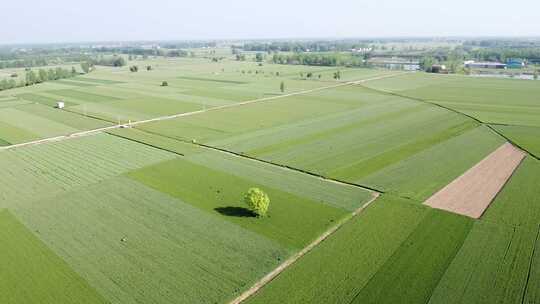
[89, 56, 126, 67]
[0, 53, 93, 70]
[464, 39, 540, 48]
[239, 41, 371, 52]
[0, 66, 78, 91]
[468, 48, 540, 62]
[271, 53, 367, 67]
[0, 46, 192, 71]
[161, 41, 217, 49]
[93, 47, 189, 58]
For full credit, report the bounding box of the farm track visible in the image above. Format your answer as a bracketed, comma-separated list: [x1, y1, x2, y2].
[228, 192, 380, 304]
[0, 72, 407, 152]
[357, 84, 540, 161]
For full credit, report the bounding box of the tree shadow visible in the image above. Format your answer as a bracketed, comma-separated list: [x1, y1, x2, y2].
[214, 206, 256, 218]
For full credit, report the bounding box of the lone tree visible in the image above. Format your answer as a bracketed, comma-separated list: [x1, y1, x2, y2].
[280, 81, 285, 93]
[161, 81, 168, 87]
[81, 62, 90, 74]
[255, 53, 264, 62]
[244, 188, 270, 217]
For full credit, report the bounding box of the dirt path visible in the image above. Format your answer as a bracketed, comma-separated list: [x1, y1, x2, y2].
[0, 72, 407, 152]
[424, 142, 526, 218]
[228, 192, 380, 304]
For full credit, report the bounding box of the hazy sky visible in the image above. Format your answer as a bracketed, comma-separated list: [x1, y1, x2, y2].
[2, 0, 539, 44]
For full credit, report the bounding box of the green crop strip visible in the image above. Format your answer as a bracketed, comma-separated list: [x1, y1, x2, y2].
[0, 209, 106, 304]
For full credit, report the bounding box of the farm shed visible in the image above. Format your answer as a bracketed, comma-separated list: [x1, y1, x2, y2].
[506, 58, 526, 69]
[464, 61, 506, 69]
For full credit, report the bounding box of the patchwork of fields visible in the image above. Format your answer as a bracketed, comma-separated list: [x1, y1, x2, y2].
[1, 57, 539, 303]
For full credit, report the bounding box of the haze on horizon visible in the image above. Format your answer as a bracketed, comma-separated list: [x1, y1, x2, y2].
[2, 0, 539, 44]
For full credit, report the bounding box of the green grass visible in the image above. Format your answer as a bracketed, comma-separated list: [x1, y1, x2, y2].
[351, 209, 472, 304]
[47, 89, 122, 103]
[103, 96, 203, 118]
[0, 107, 79, 138]
[428, 222, 536, 304]
[482, 157, 540, 229]
[0, 120, 38, 144]
[524, 229, 540, 304]
[1, 58, 540, 303]
[0, 138, 10, 146]
[491, 124, 540, 158]
[365, 73, 540, 127]
[11, 177, 290, 304]
[359, 126, 504, 201]
[127, 157, 350, 249]
[427, 158, 540, 304]
[246, 196, 430, 304]
[107, 127, 201, 155]
[108, 127, 374, 212]
[0, 209, 106, 304]
[55, 79, 97, 87]
[16, 103, 112, 130]
[16, 92, 78, 107]
[177, 76, 249, 84]
[139, 84, 504, 201]
[0, 134, 175, 208]
[73, 77, 124, 84]
[138, 87, 364, 142]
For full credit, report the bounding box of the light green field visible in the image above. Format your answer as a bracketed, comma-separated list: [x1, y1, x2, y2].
[138, 84, 504, 201]
[0, 134, 175, 207]
[11, 178, 290, 304]
[364, 72, 540, 127]
[0, 209, 106, 304]
[245, 197, 432, 304]
[0, 122, 374, 304]
[491, 124, 540, 158]
[127, 157, 356, 249]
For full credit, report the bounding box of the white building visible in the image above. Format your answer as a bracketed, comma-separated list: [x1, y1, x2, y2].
[56, 101, 65, 109]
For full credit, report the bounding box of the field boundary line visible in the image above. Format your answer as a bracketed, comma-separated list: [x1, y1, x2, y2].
[0, 72, 407, 152]
[132, 127, 385, 194]
[356, 84, 540, 161]
[228, 192, 380, 304]
[521, 224, 540, 304]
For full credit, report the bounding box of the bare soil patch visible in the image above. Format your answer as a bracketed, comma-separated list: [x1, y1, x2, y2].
[424, 142, 526, 218]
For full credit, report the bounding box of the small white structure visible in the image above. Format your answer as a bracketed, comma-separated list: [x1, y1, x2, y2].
[56, 101, 65, 109]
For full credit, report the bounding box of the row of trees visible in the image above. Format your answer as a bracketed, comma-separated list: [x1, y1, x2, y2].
[89, 56, 126, 67]
[271, 53, 366, 67]
[239, 41, 374, 53]
[0, 66, 78, 91]
[468, 48, 540, 63]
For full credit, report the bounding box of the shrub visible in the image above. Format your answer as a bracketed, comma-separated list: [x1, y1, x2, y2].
[244, 188, 270, 217]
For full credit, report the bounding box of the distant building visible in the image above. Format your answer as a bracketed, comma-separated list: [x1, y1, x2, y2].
[431, 64, 448, 73]
[368, 57, 420, 70]
[351, 47, 373, 53]
[506, 58, 526, 69]
[56, 101, 65, 109]
[403, 63, 421, 71]
[464, 61, 506, 69]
